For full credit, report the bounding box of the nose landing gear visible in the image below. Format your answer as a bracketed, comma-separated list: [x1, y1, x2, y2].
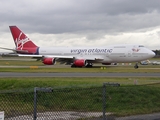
[134, 62, 139, 69]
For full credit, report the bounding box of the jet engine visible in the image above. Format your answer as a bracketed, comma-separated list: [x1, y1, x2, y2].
[42, 58, 56, 65]
[72, 59, 87, 67]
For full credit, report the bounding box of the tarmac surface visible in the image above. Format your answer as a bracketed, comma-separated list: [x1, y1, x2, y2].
[1, 72, 160, 77]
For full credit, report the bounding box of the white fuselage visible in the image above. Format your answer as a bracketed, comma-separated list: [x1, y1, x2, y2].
[38, 44, 155, 63]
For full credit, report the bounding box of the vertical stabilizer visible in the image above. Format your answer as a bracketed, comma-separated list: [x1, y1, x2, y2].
[9, 26, 38, 54]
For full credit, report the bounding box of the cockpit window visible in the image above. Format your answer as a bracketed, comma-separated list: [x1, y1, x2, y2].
[139, 45, 144, 47]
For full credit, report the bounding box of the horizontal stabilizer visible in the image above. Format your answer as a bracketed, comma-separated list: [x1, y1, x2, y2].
[0, 47, 28, 53]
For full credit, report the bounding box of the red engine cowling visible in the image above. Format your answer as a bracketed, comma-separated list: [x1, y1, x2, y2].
[74, 59, 86, 67]
[42, 58, 56, 65]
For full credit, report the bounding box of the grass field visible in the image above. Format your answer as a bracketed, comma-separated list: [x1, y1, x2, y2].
[0, 77, 160, 90]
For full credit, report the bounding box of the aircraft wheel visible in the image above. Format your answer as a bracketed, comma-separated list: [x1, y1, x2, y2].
[134, 64, 139, 69]
[85, 63, 93, 68]
[86, 65, 92, 68]
[71, 64, 76, 68]
[134, 65, 138, 69]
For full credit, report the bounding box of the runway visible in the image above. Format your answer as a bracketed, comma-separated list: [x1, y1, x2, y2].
[0, 72, 160, 77]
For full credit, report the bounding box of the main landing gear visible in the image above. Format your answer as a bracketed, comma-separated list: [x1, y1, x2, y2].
[85, 63, 93, 68]
[134, 62, 139, 69]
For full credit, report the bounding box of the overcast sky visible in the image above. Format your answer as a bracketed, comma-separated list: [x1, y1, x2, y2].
[0, 0, 160, 52]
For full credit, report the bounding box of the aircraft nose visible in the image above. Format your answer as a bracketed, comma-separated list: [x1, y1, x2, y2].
[149, 51, 155, 58]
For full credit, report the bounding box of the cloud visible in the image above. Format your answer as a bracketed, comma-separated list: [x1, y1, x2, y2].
[0, 0, 160, 51]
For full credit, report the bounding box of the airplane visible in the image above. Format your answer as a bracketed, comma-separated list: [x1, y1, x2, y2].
[0, 26, 155, 68]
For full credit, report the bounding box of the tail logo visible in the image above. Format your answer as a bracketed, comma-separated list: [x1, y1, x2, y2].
[15, 32, 31, 50]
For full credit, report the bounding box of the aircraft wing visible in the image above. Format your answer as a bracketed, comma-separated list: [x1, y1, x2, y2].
[28, 54, 103, 65]
[18, 54, 104, 60]
[1, 52, 104, 64]
[11, 54, 75, 64]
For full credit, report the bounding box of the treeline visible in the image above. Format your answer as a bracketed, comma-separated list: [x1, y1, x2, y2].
[153, 50, 160, 57]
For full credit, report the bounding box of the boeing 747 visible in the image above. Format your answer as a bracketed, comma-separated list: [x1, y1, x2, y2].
[0, 26, 155, 68]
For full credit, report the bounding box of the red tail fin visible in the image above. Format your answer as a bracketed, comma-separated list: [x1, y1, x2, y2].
[9, 26, 38, 54]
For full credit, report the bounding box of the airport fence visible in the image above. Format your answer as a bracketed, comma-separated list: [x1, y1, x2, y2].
[0, 83, 160, 120]
[0, 86, 105, 120]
